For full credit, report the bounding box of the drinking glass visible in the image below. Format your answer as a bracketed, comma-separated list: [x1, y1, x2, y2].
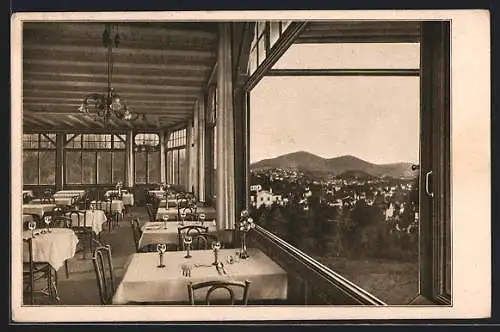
[156, 243, 167, 268]
[180, 211, 187, 226]
[183, 235, 192, 258]
[211, 241, 221, 266]
[162, 215, 169, 229]
[44, 216, 52, 233]
[28, 220, 37, 238]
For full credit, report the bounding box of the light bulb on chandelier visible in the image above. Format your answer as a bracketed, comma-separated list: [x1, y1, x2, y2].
[78, 23, 138, 123]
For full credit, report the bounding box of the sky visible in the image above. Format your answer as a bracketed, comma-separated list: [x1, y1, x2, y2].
[250, 43, 420, 165]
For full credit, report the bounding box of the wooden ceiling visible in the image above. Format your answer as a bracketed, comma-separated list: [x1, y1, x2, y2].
[22, 22, 218, 132]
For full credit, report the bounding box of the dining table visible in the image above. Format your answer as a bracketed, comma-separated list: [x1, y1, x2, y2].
[22, 203, 57, 218]
[54, 190, 86, 199]
[112, 248, 288, 304]
[155, 206, 217, 221]
[104, 190, 135, 206]
[91, 200, 124, 213]
[31, 197, 76, 206]
[23, 190, 34, 197]
[65, 210, 107, 235]
[22, 228, 79, 271]
[138, 221, 218, 250]
[149, 190, 166, 199]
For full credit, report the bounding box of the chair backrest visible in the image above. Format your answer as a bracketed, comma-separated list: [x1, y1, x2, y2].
[68, 210, 87, 229]
[145, 204, 156, 222]
[92, 245, 115, 305]
[191, 232, 221, 250]
[177, 225, 208, 250]
[130, 218, 142, 252]
[23, 237, 35, 305]
[187, 280, 251, 305]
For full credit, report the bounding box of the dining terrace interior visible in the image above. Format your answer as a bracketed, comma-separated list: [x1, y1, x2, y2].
[15, 20, 451, 307]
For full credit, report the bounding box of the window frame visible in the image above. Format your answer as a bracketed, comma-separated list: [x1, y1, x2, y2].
[240, 21, 451, 305]
[63, 133, 126, 185]
[22, 133, 56, 185]
[133, 132, 161, 184]
[166, 128, 188, 186]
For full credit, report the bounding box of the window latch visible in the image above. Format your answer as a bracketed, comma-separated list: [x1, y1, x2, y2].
[425, 170, 434, 198]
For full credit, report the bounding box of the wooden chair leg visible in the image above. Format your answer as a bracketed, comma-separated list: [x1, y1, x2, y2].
[65, 260, 69, 279]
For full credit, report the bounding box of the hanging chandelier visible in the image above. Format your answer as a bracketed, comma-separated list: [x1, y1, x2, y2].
[78, 23, 140, 123]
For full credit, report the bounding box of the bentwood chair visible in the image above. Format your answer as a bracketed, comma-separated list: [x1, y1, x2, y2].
[187, 280, 251, 305]
[191, 232, 221, 250]
[145, 203, 157, 223]
[130, 218, 142, 252]
[23, 237, 54, 305]
[177, 225, 208, 251]
[68, 210, 94, 259]
[92, 245, 116, 305]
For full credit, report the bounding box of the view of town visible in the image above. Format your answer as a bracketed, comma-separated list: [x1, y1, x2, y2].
[249, 152, 419, 304]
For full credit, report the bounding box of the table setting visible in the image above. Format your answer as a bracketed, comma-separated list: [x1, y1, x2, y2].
[137, 216, 217, 250]
[111, 244, 288, 304]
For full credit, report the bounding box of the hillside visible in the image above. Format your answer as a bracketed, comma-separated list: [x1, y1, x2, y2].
[251, 151, 414, 178]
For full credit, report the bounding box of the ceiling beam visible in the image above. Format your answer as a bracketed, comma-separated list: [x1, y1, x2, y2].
[24, 43, 216, 59]
[23, 89, 200, 100]
[24, 74, 205, 89]
[24, 59, 212, 73]
[25, 71, 206, 84]
[23, 96, 197, 107]
[23, 22, 218, 41]
[23, 79, 202, 93]
[23, 48, 215, 68]
[23, 105, 194, 115]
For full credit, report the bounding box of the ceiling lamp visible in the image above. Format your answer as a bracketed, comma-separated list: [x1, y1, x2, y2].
[78, 23, 142, 123]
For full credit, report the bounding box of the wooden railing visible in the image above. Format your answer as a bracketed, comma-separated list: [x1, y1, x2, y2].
[248, 225, 387, 305]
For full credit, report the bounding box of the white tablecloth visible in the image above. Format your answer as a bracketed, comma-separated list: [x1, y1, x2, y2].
[112, 248, 288, 304]
[160, 198, 178, 208]
[23, 228, 79, 270]
[23, 190, 34, 197]
[91, 200, 124, 213]
[32, 197, 75, 206]
[66, 210, 107, 234]
[23, 204, 57, 218]
[138, 221, 217, 250]
[104, 191, 134, 206]
[149, 190, 166, 198]
[54, 190, 86, 198]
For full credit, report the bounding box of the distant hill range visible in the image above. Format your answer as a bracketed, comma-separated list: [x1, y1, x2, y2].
[250, 151, 415, 179]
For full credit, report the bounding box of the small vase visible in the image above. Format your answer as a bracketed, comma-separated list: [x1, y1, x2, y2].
[240, 231, 249, 259]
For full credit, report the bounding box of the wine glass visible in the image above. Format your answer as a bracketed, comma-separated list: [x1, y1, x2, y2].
[211, 241, 221, 265]
[156, 243, 167, 268]
[199, 213, 206, 226]
[162, 214, 169, 229]
[44, 216, 52, 233]
[180, 211, 187, 226]
[183, 235, 192, 258]
[28, 220, 37, 238]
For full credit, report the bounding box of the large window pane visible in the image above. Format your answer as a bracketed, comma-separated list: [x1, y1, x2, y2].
[250, 72, 420, 304]
[273, 43, 420, 70]
[23, 151, 38, 184]
[173, 151, 179, 184]
[148, 151, 160, 183]
[82, 152, 96, 184]
[179, 148, 186, 187]
[38, 151, 55, 184]
[135, 152, 147, 184]
[112, 151, 125, 183]
[97, 151, 112, 184]
[66, 151, 82, 184]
